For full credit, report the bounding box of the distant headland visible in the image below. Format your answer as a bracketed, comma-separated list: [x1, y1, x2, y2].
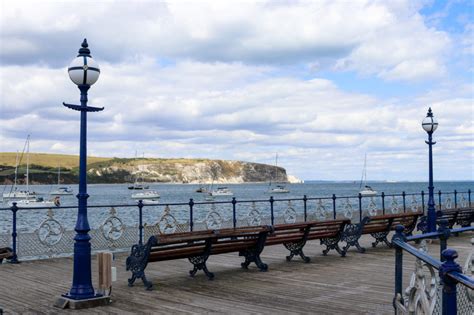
[0, 152, 302, 185]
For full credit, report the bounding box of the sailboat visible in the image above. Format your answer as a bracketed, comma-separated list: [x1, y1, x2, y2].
[128, 176, 149, 190]
[3, 137, 37, 200]
[6, 136, 60, 208]
[50, 165, 74, 195]
[267, 153, 289, 194]
[359, 154, 377, 197]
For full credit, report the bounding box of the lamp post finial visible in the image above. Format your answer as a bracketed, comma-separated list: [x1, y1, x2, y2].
[78, 38, 91, 57]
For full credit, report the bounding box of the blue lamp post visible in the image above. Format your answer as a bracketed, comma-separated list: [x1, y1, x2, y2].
[422, 107, 438, 233]
[64, 39, 103, 300]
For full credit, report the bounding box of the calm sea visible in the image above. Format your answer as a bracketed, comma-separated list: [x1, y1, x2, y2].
[1, 181, 472, 233]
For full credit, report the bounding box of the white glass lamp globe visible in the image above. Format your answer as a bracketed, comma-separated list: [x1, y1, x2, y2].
[68, 56, 100, 86]
[422, 109, 438, 133]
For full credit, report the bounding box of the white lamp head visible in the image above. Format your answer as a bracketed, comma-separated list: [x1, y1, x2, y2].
[422, 107, 438, 133]
[68, 39, 100, 86]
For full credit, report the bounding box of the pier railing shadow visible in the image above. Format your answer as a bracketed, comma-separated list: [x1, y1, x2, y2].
[0, 189, 471, 261]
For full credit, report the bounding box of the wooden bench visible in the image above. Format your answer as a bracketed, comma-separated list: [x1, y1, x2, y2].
[417, 208, 473, 232]
[0, 247, 13, 263]
[265, 219, 350, 262]
[443, 208, 473, 227]
[126, 226, 273, 290]
[340, 212, 422, 254]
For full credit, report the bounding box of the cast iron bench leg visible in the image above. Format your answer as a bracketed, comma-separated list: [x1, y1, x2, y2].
[189, 255, 214, 280]
[240, 232, 269, 271]
[126, 238, 155, 290]
[320, 236, 344, 257]
[284, 241, 311, 263]
[370, 232, 391, 248]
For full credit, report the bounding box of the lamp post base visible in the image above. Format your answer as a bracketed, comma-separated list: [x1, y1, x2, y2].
[54, 295, 111, 310]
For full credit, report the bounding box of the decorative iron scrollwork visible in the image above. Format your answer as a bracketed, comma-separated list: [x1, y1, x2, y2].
[314, 199, 328, 220]
[444, 197, 453, 210]
[101, 207, 124, 241]
[247, 202, 262, 226]
[37, 208, 64, 247]
[391, 196, 400, 214]
[460, 195, 468, 208]
[394, 241, 441, 314]
[457, 238, 474, 311]
[206, 203, 222, 229]
[410, 195, 419, 212]
[343, 198, 353, 219]
[284, 201, 297, 224]
[158, 205, 177, 234]
[367, 197, 377, 216]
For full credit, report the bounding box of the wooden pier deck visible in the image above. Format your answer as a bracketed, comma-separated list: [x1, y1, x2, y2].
[0, 233, 472, 314]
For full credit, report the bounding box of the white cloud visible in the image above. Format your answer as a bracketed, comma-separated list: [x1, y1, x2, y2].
[0, 0, 451, 81]
[0, 0, 471, 181]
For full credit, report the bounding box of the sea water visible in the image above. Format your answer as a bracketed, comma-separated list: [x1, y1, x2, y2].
[0, 181, 472, 233]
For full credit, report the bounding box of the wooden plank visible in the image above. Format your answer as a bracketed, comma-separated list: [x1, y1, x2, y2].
[0, 232, 471, 314]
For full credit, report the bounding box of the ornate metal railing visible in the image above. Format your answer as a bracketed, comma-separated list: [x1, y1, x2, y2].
[0, 189, 471, 261]
[392, 223, 474, 314]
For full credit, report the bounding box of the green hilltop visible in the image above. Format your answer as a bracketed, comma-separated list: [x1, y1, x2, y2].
[0, 152, 288, 185]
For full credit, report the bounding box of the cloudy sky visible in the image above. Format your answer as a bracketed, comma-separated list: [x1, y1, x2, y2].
[0, 0, 472, 181]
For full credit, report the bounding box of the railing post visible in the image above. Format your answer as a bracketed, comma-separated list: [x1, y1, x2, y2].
[439, 249, 462, 315]
[270, 196, 274, 226]
[469, 189, 472, 207]
[454, 190, 457, 209]
[437, 219, 450, 261]
[10, 202, 19, 264]
[358, 193, 362, 222]
[138, 200, 144, 245]
[392, 225, 406, 311]
[438, 190, 442, 211]
[381, 192, 385, 215]
[421, 190, 425, 214]
[232, 197, 237, 228]
[402, 191, 406, 213]
[303, 195, 307, 222]
[189, 198, 194, 232]
[332, 194, 336, 220]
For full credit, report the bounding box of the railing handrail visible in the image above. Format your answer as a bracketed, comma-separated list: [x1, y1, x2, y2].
[405, 226, 474, 242]
[393, 237, 474, 290]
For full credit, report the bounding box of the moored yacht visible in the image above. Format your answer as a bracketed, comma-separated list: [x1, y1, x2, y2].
[210, 187, 233, 196]
[359, 154, 377, 196]
[269, 185, 290, 194]
[9, 196, 60, 208]
[131, 190, 160, 199]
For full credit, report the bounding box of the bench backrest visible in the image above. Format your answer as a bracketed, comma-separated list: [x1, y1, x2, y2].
[148, 226, 272, 262]
[362, 212, 422, 234]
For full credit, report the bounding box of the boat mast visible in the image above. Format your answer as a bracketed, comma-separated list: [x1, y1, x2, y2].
[13, 150, 19, 189]
[359, 154, 367, 190]
[26, 135, 30, 192]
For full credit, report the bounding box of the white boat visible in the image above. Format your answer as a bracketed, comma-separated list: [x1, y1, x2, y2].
[51, 186, 74, 195]
[210, 187, 233, 196]
[3, 190, 37, 200]
[360, 185, 377, 197]
[267, 153, 290, 194]
[131, 190, 160, 199]
[3, 136, 37, 200]
[269, 185, 290, 194]
[50, 166, 73, 195]
[359, 154, 377, 196]
[10, 196, 60, 208]
[140, 199, 161, 205]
